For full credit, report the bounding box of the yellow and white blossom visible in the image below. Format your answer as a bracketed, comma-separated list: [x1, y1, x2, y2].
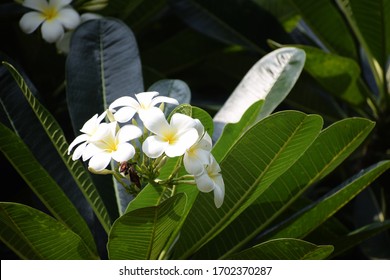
[83, 122, 142, 171]
[142, 109, 199, 158]
[67, 111, 107, 160]
[109, 91, 179, 123]
[19, 0, 80, 43]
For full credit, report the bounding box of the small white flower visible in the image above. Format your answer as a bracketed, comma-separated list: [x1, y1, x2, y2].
[142, 109, 199, 158]
[194, 155, 225, 208]
[109, 91, 179, 123]
[184, 120, 212, 176]
[68, 111, 107, 160]
[83, 122, 142, 171]
[19, 0, 80, 43]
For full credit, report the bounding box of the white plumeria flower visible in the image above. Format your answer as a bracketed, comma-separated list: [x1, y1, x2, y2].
[108, 91, 179, 123]
[184, 120, 212, 176]
[142, 109, 199, 158]
[194, 155, 225, 208]
[68, 111, 107, 160]
[83, 122, 142, 171]
[19, 0, 80, 43]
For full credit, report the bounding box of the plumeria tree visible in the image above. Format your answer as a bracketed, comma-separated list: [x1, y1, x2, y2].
[1, 1, 390, 260]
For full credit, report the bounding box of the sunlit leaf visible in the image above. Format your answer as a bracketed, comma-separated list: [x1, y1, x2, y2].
[108, 193, 187, 260]
[0, 203, 98, 260]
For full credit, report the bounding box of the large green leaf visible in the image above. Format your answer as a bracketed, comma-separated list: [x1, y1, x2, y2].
[289, 0, 358, 59]
[227, 238, 333, 260]
[336, 0, 389, 98]
[66, 18, 144, 216]
[213, 100, 264, 161]
[2, 62, 111, 234]
[212, 47, 306, 140]
[107, 193, 186, 260]
[0, 56, 102, 236]
[192, 117, 375, 259]
[0, 123, 97, 254]
[173, 110, 323, 259]
[264, 160, 390, 240]
[273, 43, 365, 106]
[0, 203, 98, 260]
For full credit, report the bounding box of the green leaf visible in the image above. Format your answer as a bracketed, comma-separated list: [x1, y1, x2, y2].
[107, 193, 187, 260]
[213, 47, 306, 140]
[227, 238, 333, 260]
[213, 100, 264, 161]
[0, 203, 98, 260]
[2, 61, 111, 234]
[330, 220, 390, 258]
[0, 56, 102, 236]
[289, 0, 358, 59]
[338, 0, 390, 77]
[273, 43, 365, 106]
[193, 117, 375, 259]
[265, 160, 390, 240]
[0, 123, 97, 254]
[173, 110, 323, 259]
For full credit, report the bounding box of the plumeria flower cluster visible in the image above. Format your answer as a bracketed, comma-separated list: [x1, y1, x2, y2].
[68, 91, 225, 208]
[18, 0, 107, 52]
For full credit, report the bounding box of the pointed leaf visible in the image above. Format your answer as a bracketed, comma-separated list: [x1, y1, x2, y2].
[173, 111, 323, 259]
[266, 160, 390, 240]
[227, 238, 333, 260]
[289, 0, 358, 59]
[2, 62, 111, 233]
[0, 123, 97, 254]
[108, 193, 187, 260]
[213, 47, 306, 140]
[193, 117, 375, 259]
[0, 203, 98, 260]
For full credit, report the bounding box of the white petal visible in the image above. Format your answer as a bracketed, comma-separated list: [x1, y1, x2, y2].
[199, 132, 212, 151]
[88, 152, 112, 171]
[150, 96, 179, 107]
[112, 143, 135, 162]
[113, 107, 138, 123]
[68, 134, 89, 153]
[55, 30, 72, 53]
[142, 135, 168, 158]
[71, 142, 87, 160]
[141, 107, 170, 135]
[165, 128, 198, 157]
[41, 20, 64, 43]
[170, 113, 197, 132]
[89, 122, 110, 142]
[135, 91, 158, 107]
[213, 176, 225, 208]
[184, 152, 205, 176]
[23, 0, 48, 11]
[194, 171, 215, 193]
[82, 143, 103, 161]
[109, 96, 139, 111]
[117, 125, 142, 142]
[19, 12, 45, 34]
[57, 8, 80, 29]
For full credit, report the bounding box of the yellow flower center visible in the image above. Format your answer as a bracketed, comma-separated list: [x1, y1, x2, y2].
[43, 6, 59, 21]
[164, 131, 177, 145]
